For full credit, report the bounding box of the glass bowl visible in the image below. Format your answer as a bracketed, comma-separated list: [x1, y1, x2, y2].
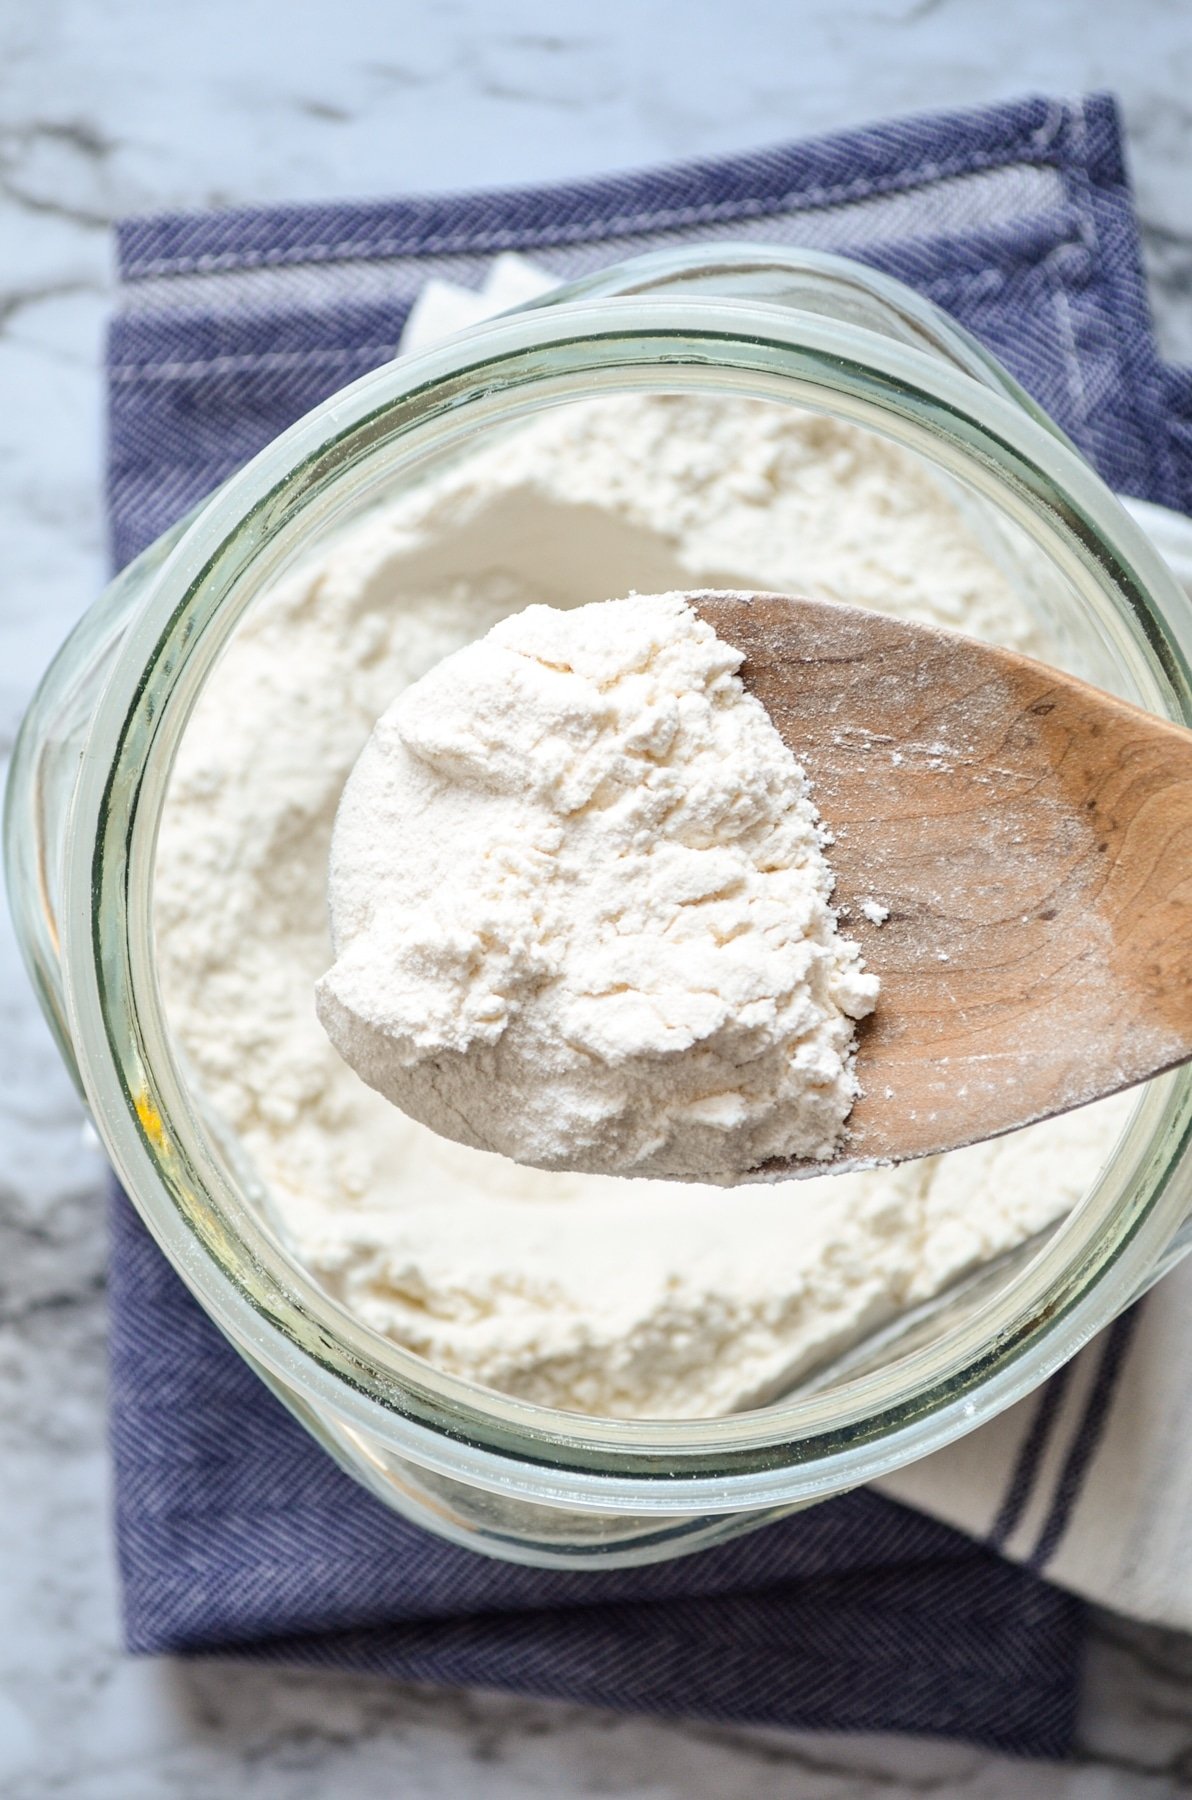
[8, 244, 1192, 1567]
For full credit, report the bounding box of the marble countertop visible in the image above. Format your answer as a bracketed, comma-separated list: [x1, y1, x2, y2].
[4, 1, 1192, 1793]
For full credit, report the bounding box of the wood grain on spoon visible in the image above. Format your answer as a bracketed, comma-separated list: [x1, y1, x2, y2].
[690, 590, 1192, 1170]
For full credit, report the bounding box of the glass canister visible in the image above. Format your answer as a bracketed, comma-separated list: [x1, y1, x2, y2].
[8, 245, 1192, 1568]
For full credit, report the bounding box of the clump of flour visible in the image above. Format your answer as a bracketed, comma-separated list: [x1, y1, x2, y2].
[154, 392, 1132, 1419]
[316, 594, 876, 1179]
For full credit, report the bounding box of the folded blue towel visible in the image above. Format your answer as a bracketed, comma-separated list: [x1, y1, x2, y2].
[107, 91, 1192, 1758]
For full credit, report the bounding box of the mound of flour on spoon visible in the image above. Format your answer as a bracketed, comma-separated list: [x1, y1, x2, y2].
[316, 592, 877, 1180]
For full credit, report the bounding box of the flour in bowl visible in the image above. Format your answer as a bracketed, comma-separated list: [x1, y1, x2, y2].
[154, 393, 1131, 1418]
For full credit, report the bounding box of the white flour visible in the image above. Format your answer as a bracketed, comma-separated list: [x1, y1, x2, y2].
[155, 392, 1131, 1419]
[317, 594, 877, 1178]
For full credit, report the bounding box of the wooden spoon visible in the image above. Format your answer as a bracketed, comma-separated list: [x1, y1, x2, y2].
[690, 589, 1192, 1170]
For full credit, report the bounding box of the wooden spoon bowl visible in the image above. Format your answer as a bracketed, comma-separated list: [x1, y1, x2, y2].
[691, 590, 1192, 1170]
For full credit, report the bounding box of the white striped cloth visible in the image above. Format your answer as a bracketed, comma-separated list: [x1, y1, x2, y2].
[880, 496, 1192, 1632]
[401, 265, 1192, 1631]
[400, 265, 1192, 1632]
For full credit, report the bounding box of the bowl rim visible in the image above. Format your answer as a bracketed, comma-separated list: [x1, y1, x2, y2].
[56, 257, 1192, 1511]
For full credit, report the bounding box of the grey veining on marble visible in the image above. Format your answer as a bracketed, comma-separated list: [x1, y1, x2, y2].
[3, 1, 1192, 1794]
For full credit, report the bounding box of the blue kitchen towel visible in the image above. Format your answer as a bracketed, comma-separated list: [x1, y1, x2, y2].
[106, 91, 1192, 1758]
